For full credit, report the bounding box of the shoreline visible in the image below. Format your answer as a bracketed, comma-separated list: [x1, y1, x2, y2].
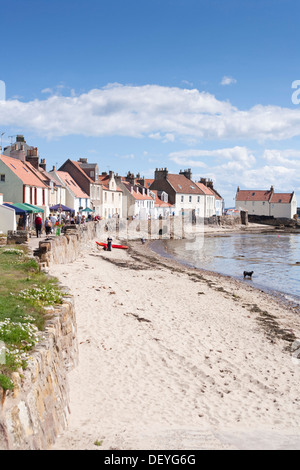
[49, 236, 300, 450]
[148, 237, 300, 310]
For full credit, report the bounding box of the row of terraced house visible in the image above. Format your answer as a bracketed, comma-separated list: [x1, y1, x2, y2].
[0, 136, 225, 233]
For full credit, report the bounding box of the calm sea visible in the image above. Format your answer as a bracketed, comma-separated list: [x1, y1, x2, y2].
[150, 232, 300, 304]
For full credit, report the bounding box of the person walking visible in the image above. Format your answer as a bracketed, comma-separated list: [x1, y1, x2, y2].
[44, 217, 52, 236]
[34, 214, 43, 238]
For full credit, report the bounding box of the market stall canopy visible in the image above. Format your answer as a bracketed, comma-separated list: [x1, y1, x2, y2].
[23, 203, 44, 213]
[50, 204, 74, 212]
[81, 207, 94, 212]
[3, 203, 27, 214]
[12, 202, 36, 213]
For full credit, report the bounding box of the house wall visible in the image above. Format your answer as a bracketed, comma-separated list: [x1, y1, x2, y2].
[102, 190, 123, 218]
[174, 193, 206, 217]
[0, 205, 16, 233]
[0, 163, 23, 203]
[205, 195, 216, 217]
[270, 196, 297, 219]
[236, 199, 270, 216]
[90, 183, 102, 216]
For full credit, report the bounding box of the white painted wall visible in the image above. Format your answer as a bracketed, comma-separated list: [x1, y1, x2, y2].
[236, 200, 270, 216]
[0, 162, 23, 203]
[0, 205, 16, 233]
[174, 193, 207, 217]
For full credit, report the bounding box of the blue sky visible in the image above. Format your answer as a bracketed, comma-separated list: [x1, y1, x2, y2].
[0, 0, 300, 207]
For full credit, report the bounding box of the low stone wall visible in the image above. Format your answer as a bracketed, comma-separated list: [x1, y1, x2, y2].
[0, 298, 78, 450]
[6, 230, 30, 245]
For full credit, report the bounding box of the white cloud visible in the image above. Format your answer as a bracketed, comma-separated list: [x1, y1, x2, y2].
[169, 146, 256, 168]
[1, 83, 300, 143]
[171, 146, 298, 202]
[220, 76, 237, 86]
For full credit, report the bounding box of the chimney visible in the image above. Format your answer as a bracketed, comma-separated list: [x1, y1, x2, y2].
[154, 167, 168, 180]
[78, 158, 88, 163]
[207, 179, 214, 189]
[26, 150, 39, 169]
[200, 177, 207, 186]
[126, 171, 135, 185]
[52, 165, 56, 171]
[179, 168, 192, 180]
[16, 135, 25, 143]
[270, 185, 274, 194]
[40, 158, 46, 171]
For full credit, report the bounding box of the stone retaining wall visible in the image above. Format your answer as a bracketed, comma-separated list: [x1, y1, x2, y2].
[0, 298, 78, 450]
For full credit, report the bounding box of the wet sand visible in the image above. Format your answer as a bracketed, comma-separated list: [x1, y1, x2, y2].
[49, 238, 300, 450]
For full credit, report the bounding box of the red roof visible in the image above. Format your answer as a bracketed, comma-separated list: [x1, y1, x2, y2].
[56, 171, 89, 198]
[167, 174, 204, 194]
[236, 190, 272, 202]
[0, 155, 47, 188]
[143, 178, 154, 188]
[98, 174, 122, 192]
[270, 193, 293, 204]
[194, 182, 215, 196]
[122, 182, 153, 200]
[65, 160, 94, 183]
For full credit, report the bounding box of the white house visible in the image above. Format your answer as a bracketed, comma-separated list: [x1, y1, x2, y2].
[98, 171, 123, 219]
[150, 169, 207, 218]
[0, 154, 48, 215]
[116, 174, 155, 219]
[235, 186, 297, 219]
[269, 192, 297, 219]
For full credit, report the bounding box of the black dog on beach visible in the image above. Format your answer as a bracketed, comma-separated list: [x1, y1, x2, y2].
[243, 271, 254, 279]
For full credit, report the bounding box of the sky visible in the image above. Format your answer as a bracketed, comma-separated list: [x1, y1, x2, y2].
[0, 0, 300, 207]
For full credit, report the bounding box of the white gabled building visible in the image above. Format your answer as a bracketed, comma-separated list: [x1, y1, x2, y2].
[116, 173, 155, 219]
[235, 186, 297, 219]
[0, 154, 48, 213]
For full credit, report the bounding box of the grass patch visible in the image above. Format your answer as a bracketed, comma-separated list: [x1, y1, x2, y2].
[0, 245, 65, 389]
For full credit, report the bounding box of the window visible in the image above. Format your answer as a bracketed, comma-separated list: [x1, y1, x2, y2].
[197, 196, 200, 203]
[181, 195, 184, 203]
[112, 193, 114, 203]
[0, 174, 5, 182]
[189, 196, 192, 203]
[104, 192, 107, 202]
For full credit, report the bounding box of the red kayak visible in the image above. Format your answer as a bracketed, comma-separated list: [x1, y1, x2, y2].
[96, 241, 129, 250]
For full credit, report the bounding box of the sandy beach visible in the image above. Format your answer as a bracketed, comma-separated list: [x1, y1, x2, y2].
[48, 235, 300, 450]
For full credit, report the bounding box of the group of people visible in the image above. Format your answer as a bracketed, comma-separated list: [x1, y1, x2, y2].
[33, 211, 95, 237]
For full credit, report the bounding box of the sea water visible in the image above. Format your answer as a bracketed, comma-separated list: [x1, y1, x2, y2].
[151, 232, 300, 304]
